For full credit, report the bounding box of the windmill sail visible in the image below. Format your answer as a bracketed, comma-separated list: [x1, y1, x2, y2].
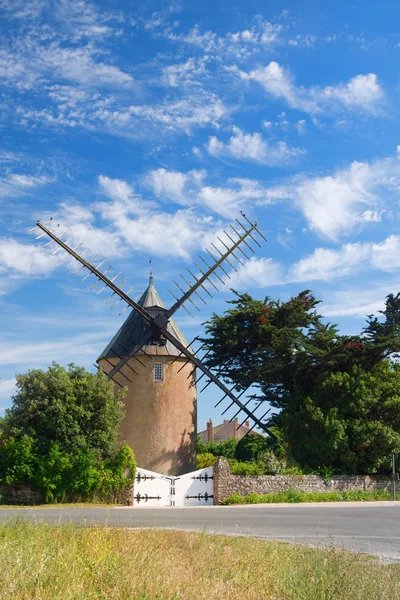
[32, 214, 275, 438]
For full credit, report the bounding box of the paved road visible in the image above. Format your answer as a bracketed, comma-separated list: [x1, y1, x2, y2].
[1, 502, 400, 561]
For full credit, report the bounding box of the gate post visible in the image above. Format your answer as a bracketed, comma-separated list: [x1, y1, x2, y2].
[213, 457, 231, 505]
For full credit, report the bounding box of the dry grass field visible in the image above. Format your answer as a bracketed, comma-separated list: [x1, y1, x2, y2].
[0, 520, 399, 599]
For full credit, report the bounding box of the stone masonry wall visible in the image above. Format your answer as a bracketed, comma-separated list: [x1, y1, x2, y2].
[0, 483, 132, 506]
[213, 457, 392, 504]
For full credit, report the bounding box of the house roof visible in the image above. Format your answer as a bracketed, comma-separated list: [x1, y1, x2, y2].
[97, 275, 189, 360]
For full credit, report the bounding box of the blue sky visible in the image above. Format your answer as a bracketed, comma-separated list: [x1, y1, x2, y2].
[1, 0, 400, 430]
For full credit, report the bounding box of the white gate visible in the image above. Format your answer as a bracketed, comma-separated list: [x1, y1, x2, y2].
[134, 466, 214, 507]
[134, 468, 172, 507]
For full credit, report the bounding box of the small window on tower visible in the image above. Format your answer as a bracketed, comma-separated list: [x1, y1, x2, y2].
[154, 363, 163, 382]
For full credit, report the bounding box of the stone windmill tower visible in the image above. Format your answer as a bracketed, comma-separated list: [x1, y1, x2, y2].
[97, 274, 196, 476]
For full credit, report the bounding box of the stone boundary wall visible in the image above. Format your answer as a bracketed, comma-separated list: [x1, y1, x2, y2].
[0, 483, 132, 506]
[0, 483, 43, 505]
[213, 457, 392, 504]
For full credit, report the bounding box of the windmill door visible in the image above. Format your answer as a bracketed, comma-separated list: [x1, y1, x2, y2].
[133, 466, 214, 506]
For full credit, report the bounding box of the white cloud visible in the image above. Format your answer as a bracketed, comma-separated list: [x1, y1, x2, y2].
[146, 168, 206, 205]
[53, 0, 120, 41]
[0, 239, 57, 277]
[0, 171, 50, 199]
[289, 235, 400, 282]
[0, 378, 16, 402]
[126, 93, 228, 132]
[146, 169, 278, 217]
[44, 46, 133, 87]
[0, 332, 108, 366]
[238, 61, 384, 115]
[227, 234, 400, 291]
[206, 127, 305, 166]
[229, 256, 284, 288]
[96, 174, 220, 258]
[289, 243, 370, 282]
[164, 18, 282, 61]
[98, 175, 137, 205]
[322, 285, 400, 318]
[0, 0, 132, 93]
[260, 152, 400, 240]
[296, 119, 307, 134]
[161, 58, 207, 88]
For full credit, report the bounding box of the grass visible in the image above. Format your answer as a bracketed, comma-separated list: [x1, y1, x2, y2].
[0, 521, 399, 599]
[221, 489, 400, 505]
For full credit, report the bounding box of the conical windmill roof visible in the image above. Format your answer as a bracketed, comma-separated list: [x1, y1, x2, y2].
[97, 275, 190, 360]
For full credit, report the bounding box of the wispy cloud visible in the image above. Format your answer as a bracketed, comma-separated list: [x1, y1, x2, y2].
[237, 61, 385, 115]
[161, 57, 208, 88]
[0, 239, 57, 277]
[146, 169, 277, 217]
[18, 89, 229, 136]
[228, 234, 400, 291]
[164, 18, 283, 61]
[206, 127, 305, 166]
[258, 150, 400, 240]
[0, 332, 109, 366]
[0, 173, 50, 199]
[289, 235, 400, 282]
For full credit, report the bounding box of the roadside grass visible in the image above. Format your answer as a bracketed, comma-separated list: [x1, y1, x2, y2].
[221, 489, 400, 505]
[0, 521, 399, 599]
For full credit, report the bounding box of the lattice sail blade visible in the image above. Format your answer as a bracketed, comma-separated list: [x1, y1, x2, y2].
[34, 220, 153, 325]
[167, 213, 265, 319]
[155, 325, 277, 439]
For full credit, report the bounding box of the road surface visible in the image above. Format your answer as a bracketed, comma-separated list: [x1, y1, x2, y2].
[0, 502, 399, 561]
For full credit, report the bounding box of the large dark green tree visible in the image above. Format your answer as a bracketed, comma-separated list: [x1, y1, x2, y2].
[3, 362, 126, 458]
[203, 291, 400, 473]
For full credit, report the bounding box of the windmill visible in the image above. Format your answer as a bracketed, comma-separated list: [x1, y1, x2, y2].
[30, 213, 275, 475]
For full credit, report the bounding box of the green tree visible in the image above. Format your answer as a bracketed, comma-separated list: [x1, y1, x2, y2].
[4, 363, 126, 458]
[234, 435, 268, 462]
[203, 291, 400, 473]
[282, 363, 400, 473]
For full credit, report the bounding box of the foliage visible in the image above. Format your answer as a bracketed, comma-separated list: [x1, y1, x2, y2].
[196, 453, 217, 469]
[4, 362, 126, 459]
[203, 291, 400, 474]
[221, 489, 400, 505]
[228, 459, 265, 475]
[0, 363, 134, 503]
[197, 437, 238, 458]
[259, 449, 286, 475]
[234, 435, 268, 462]
[280, 363, 400, 473]
[98, 445, 137, 498]
[0, 438, 136, 503]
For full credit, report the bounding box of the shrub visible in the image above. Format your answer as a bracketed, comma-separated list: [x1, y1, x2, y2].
[234, 435, 268, 462]
[197, 437, 238, 458]
[259, 449, 286, 474]
[228, 459, 265, 475]
[0, 435, 37, 485]
[98, 445, 137, 498]
[0, 436, 136, 503]
[196, 453, 217, 469]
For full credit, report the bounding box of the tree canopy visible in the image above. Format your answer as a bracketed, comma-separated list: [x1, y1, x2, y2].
[0, 363, 135, 502]
[203, 291, 400, 473]
[2, 362, 126, 459]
